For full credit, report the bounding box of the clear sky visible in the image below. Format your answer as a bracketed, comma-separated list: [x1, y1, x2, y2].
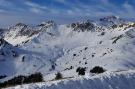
[0, 0, 135, 27]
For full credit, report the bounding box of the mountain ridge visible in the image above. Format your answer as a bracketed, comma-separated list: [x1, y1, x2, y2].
[0, 16, 135, 89]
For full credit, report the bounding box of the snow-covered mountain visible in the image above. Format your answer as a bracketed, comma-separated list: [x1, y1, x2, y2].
[0, 16, 135, 89]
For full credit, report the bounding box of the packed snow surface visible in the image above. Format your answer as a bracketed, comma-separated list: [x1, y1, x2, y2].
[5, 70, 135, 89]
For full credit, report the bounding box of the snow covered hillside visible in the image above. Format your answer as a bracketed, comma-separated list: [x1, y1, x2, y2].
[6, 70, 135, 89]
[0, 16, 135, 88]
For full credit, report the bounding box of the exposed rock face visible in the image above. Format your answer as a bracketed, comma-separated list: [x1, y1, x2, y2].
[71, 20, 95, 32]
[99, 15, 126, 28]
[0, 38, 17, 57]
[37, 20, 56, 28]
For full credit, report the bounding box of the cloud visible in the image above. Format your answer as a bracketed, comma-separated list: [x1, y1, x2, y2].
[0, 0, 135, 27]
[123, 2, 134, 12]
[29, 8, 43, 13]
[67, 10, 74, 15]
[54, 0, 67, 4]
[122, 2, 135, 18]
[25, 1, 47, 10]
[100, 0, 109, 5]
[0, 9, 6, 13]
[0, 0, 13, 7]
[24, 1, 48, 13]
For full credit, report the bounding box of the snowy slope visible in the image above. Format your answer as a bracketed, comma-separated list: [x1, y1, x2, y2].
[3, 23, 40, 46]
[0, 38, 19, 76]
[0, 16, 135, 86]
[5, 70, 135, 89]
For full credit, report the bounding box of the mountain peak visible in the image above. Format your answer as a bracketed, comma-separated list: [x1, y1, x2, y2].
[99, 15, 126, 27]
[15, 23, 27, 27]
[100, 15, 120, 21]
[70, 20, 95, 32]
[38, 20, 56, 27]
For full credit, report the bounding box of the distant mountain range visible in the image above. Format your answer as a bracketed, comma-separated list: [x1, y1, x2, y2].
[1, 16, 135, 89]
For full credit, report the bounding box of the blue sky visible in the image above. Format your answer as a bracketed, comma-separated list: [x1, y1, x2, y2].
[0, 0, 135, 27]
